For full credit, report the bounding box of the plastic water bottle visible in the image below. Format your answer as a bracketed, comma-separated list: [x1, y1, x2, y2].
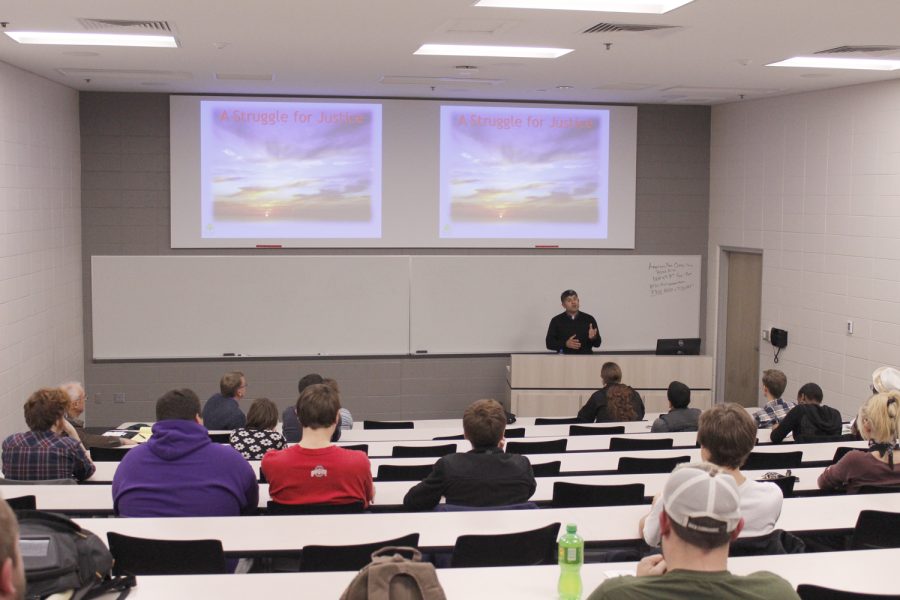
[558, 523, 583, 600]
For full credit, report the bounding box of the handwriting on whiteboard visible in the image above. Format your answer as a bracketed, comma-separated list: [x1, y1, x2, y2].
[649, 261, 695, 297]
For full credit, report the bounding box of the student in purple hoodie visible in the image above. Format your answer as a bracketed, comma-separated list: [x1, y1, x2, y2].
[112, 388, 258, 517]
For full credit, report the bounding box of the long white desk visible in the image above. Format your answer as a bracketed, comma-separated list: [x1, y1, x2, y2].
[70, 493, 900, 553]
[116, 549, 900, 599]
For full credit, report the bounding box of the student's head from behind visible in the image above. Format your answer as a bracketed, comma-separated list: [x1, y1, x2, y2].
[246, 397, 279, 431]
[857, 391, 900, 445]
[156, 389, 202, 422]
[60, 381, 86, 418]
[462, 399, 506, 448]
[0, 500, 25, 600]
[600, 362, 622, 386]
[560, 289, 579, 313]
[761, 369, 787, 400]
[220, 371, 246, 399]
[24, 388, 68, 432]
[660, 463, 743, 552]
[697, 403, 757, 469]
[296, 384, 340, 430]
[667, 381, 691, 409]
[797, 382, 823, 404]
[297, 373, 324, 395]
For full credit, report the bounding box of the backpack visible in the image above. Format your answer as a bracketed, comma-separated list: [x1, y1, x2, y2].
[340, 546, 447, 600]
[15, 510, 134, 600]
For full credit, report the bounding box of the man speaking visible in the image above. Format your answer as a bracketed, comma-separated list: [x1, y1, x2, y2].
[546, 289, 602, 354]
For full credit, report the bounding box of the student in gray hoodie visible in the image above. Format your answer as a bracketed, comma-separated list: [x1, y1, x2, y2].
[651, 381, 701, 433]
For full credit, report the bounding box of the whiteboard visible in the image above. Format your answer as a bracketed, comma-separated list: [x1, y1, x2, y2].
[91, 256, 411, 359]
[409, 255, 700, 354]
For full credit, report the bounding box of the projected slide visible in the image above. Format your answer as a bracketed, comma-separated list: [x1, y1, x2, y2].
[440, 105, 610, 240]
[200, 100, 382, 239]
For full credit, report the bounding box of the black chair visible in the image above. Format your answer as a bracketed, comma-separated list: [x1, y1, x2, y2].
[208, 432, 230, 444]
[363, 420, 414, 430]
[797, 585, 900, 600]
[832, 446, 860, 464]
[850, 510, 900, 550]
[433, 434, 465, 440]
[450, 522, 560, 568]
[569, 425, 626, 436]
[729, 529, 806, 556]
[756, 476, 798, 498]
[742, 451, 803, 470]
[531, 461, 562, 477]
[608, 437, 674, 451]
[106, 532, 227, 575]
[858, 484, 900, 494]
[300, 533, 420, 572]
[505, 427, 525, 438]
[534, 417, 580, 425]
[550, 482, 645, 508]
[617, 455, 690, 474]
[341, 444, 369, 455]
[5, 495, 36, 510]
[505, 439, 567, 455]
[89, 446, 130, 462]
[376, 464, 434, 481]
[436, 502, 538, 512]
[391, 444, 456, 458]
[266, 500, 366, 515]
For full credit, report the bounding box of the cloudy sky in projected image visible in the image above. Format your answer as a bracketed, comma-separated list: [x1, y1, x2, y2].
[208, 103, 377, 222]
[447, 109, 602, 223]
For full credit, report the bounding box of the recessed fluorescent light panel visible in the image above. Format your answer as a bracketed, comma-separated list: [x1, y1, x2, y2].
[767, 56, 900, 71]
[415, 44, 571, 58]
[4, 31, 178, 48]
[474, 0, 695, 14]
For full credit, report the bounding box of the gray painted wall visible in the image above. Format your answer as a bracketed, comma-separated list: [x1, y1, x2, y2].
[80, 93, 710, 427]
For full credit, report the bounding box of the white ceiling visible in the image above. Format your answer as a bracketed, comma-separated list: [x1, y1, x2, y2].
[1, 0, 899, 105]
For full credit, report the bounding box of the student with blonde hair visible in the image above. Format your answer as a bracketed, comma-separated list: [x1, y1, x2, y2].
[818, 391, 900, 493]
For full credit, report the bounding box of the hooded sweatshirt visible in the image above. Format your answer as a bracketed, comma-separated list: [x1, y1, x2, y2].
[770, 403, 844, 444]
[112, 419, 258, 517]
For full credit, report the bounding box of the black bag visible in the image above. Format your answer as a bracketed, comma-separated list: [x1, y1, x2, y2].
[340, 546, 447, 600]
[16, 510, 134, 600]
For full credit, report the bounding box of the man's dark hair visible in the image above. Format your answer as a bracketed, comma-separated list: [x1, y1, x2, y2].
[24, 388, 68, 431]
[798, 382, 823, 403]
[697, 403, 756, 469]
[463, 399, 506, 447]
[761, 369, 787, 399]
[156, 388, 202, 421]
[298, 373, 324, 394]
[667, 381, 691, 409]
[560, 289, 577, 303]
[296, 384, 340, 429]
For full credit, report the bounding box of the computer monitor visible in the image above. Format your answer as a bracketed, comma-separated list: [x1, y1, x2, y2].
[655, 338, 701, 355]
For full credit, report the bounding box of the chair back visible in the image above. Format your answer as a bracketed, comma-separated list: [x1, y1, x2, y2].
[106, 532, 227, 575]
[742, 451, 803, 470]
[534, 417, 580, 425]
[797, 584, 900, 600]
[391, 444, 457, 458]
[4, 495, 36, 510]
[436, 502, 538, 512]
[450, 522, 560, 568]
[551, 482, 645, 508]
[608, 437, 674, 451]
[505, 439, 567, 455]
[432, 434, 465, 440]
[857, 484, 900, 494]
[850, 510, 900, 550]
[504, 427, 526, 438]
[376, 464, 434, 481]
[300, 533, 420, 572]
[831, 446, 859, 464]
[89, 447, 131, 462]
[617, 455, 690, 474]
[729, 529, 806, 556]
[531, 461, 562, 477]
[340, 444, 369, 455]
[756, 476, 798, 498]
[363, 420, 414, 430]
[266, 500, 365, 515]
[208, 432, 230, 444]
[569, 425, 626, 436]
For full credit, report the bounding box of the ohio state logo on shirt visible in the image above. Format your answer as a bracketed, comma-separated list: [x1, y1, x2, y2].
[310, 465, 328, 478]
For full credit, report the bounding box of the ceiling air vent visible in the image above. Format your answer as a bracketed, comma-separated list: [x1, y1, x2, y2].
[815, 45, 900, 55]
[78, 18, 174, 33]
[582, 22, 680, 34]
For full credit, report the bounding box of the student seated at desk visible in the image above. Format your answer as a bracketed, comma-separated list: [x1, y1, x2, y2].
[818, 391, 900, 493]
[263, 384, 373, 508]
[770, 383, 842, 444]
[281, 374, 352, 443]
[590, 463, 799, 600]
[577, 362, 645, 423]
[112, 388, 258, 517]
[402, 399, 536, 511]
[230, 397, 287, 461]
[650, 381, 701, 433]
[2, 388, 95, 482]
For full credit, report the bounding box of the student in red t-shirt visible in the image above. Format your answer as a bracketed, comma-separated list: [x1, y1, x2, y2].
[262, 383, 373, 507]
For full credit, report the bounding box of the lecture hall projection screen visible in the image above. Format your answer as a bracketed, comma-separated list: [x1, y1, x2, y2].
[170, 96, 637, 249]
